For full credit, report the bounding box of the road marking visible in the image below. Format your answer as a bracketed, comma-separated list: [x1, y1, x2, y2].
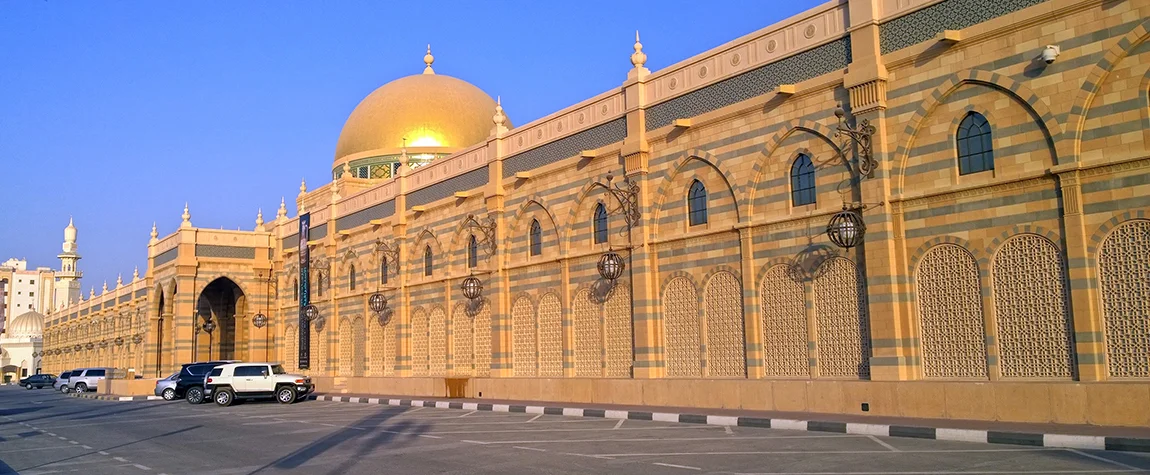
[425, 425, 715, 435]
[613, 419, 625, 430]
[654, 463, 702, 471]
[527, 414, 543, 423]
[0, 445, 87, 454]
[57, 436, 68, 440]
[113, 457, 129, 462]
[723, 471, 1143, 474]
[466, 435, 847, 445]
[868, 435, 900, 452]
[513, 446, 547, 452]
[724, 425, 734, 435]
[133, 464, 151, 470]
[418, 434, 442, 439]
[98, 451, 110, 455]
[81, 445, 92, 449]
[461, 439, 489, 445]
[458, 410, 477, 418]
[595, 448, 1060, 457]
[1065, 448, 1144, 471]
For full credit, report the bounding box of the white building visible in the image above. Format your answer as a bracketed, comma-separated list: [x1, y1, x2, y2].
[0, 219, 84, 333]
[0, 309, 43, 382]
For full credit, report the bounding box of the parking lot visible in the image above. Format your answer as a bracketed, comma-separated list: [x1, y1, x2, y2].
[2, 386, 1150, 475]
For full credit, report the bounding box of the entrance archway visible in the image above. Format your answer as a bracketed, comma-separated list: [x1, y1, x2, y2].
[195, 278, 246, 361]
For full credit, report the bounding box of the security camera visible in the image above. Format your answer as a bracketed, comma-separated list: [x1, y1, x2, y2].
[1041, 45, 1060, 64]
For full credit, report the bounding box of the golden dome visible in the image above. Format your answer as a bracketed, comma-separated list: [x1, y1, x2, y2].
[334, 58, 510, 167]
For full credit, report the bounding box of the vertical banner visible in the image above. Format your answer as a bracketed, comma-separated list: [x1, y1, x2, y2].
[298, 213, 311, 370]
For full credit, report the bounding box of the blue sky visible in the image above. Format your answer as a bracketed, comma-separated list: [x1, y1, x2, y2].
[0, 0, 823, 296]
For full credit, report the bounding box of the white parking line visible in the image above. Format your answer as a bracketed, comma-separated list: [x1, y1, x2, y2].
[654, 462, 702, 471]
[613, 419, 625, 430]
[596, 448, 1060, 457]
[867, 435, 900, 452]
[527, 414, 543, 423]
[1065, 449, 1145, 471]
[133, 464, 151, 470]
[0, 445, 87, 454]
[513, 446, 548, 452]
[425, 425, 717, 435]
[458, 410, 477, 418]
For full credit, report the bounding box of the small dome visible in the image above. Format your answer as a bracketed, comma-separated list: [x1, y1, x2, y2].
[333, 54, 510, 169]
[7, 310, 43, 338]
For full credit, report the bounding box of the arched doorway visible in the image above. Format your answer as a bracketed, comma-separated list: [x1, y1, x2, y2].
[195, 278, 246, 361]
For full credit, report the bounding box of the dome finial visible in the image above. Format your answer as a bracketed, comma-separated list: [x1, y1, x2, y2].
[492, 95, 508, 135]
[150, 222, 158, 244]
[255, 208, 265, 231]
[631, 30, 647, 69]
[116, 274, 123, 287]
[133, 266, 139, 281]
[277, 197, 288, 221]
[423, 44, 435, 75]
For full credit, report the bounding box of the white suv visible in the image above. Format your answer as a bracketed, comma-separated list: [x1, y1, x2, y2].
[68, 368, 109, 393]
[204, 363, 313, 406]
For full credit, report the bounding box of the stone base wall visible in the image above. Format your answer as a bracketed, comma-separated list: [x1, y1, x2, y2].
[314, 377, 1150, 428]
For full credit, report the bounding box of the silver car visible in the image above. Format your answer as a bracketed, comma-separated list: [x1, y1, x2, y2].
[154, 372, 180, 400]
[68, 368, 109, 393]
[53, 370, 74, 393]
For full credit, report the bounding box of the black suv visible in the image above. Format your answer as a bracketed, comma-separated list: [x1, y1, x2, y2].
[174, 361, 238, 404]
[18, 374, 57, 390]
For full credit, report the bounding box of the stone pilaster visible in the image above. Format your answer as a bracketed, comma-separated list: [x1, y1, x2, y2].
[1052, 165, 1105, 381]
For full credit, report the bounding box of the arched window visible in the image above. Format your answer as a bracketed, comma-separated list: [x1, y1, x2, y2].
[317, 271, 324, 297]
[424, 246, 433, 276]
[593, 203, 608, 244]
[348, 265, 356, 291]
[467, 235, 478, 268]
[380, 257, 388, 285]
[293, 279, 298, 302]
[530, 219, 542, 256]
[687, 180, 708, 226]
[790, 154, 816, 206]
[957, 112, 994, 175]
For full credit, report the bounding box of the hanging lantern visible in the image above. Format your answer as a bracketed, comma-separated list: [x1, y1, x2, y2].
[252, 313, 267, 328]
[460, 276, 483, 300]
[99, 340, 108, 349]
[114, 336, 124, 346]
[368, 292, 388, 314]
[304, 304, 320, 321]
[85, 342, 94, 350]
[597, 250, 626, 281]
[133, 334, 143, 344]
[826, 207, 867, 249]
[203, 320, 217, 333]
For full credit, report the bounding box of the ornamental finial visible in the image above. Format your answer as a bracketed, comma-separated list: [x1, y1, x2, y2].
[423, 44, 435, 74]
[630, 30, 647, 69]
[180, 203, 191, 228]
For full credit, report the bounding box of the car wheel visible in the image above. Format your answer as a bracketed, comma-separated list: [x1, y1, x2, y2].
[25, 384, 33, 390]
[74, 383, 87, 393]
[276, 386, 297, 404]
[214, 388, 234, 407]
[60, 386, 69, 394]
[162, 388, 177, 401]
[186, 387, 204, 404]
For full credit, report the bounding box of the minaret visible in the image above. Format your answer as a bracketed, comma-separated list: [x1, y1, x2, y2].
[55, 217, 83, 310]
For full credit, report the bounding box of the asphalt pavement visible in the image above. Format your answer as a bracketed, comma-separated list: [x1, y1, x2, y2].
[2, 385, 1149, 474]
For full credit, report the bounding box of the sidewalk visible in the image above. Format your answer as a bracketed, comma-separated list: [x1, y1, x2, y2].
[307, 392, 1150, 453]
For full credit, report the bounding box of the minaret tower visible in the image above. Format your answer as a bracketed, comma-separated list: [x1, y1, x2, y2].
[54, 217, 83, 310]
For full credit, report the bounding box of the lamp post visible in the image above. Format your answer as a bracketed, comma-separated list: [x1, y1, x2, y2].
[591, 171, 642, 377]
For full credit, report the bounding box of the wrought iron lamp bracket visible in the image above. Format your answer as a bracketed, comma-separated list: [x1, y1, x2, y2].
[373, 238, 401, 276]
[834, 104, 878, 178]
[463, 214, 498, 258]
[601, 173, 642, 235]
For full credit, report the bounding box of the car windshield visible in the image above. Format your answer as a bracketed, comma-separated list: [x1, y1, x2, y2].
[271, 365, 287, 375]
[167, 372, 179, 380]
[60, 372, 71, 378]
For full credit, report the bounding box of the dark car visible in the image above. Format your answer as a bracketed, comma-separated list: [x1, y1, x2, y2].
[18, 374, 57, 390]
[174, 361, 239, 404]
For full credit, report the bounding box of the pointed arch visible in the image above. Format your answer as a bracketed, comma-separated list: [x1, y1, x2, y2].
[746, 119, 843, 218]
[651, 151, 741, 231]
[508, 195, 562, 254]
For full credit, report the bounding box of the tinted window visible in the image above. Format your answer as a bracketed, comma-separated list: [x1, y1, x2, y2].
[271, 365, 286, 375]
[88, 369, 105, 377]
[234, 366, 267, 377]
[190, 364, 215, 376]
[60, 372, 71, 378]
[208, 368, 223, 377]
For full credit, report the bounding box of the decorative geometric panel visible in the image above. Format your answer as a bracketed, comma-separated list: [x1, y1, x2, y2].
[311, 224, 328, 240]
[916, 244, 988, 379]
[384, 321, 397, 377]
[429, 307, 447, 377]
[284, 326, 298, 372]
[663, 277, 702, 378]
[604, 285, 632, 378]
[646, 38, 851, 131]
[154, 248, 178, 267]
[512, 297, 537, 377]
[760, 265, 809, 377]
[338, 320, 353, 376]
[411, 309, 429, 377]
[334, 200, 396, 232]
[313, 325, 328, 374]
[814, 257, 870, 379]
[704, 272, 746, 378]
[503, 118, 628, 178]
[194, 244, 256, 259]
[353, 318, 366, 376]
[573, 289, 602, 377]
[408, 167, 489, 208]
[369, 320, 385, 376]
[1098, 220, 1150, 379]
[879, 0, 1046, 54]
[473, 300, 492, 377]
[452, 303, 473, 376]
[992, 234, 1073, 379]
[538, 293, 563, 377]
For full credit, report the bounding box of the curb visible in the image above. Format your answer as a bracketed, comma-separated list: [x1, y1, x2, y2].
[307, 395, 1150, 454]
[71, 392, 163, 402]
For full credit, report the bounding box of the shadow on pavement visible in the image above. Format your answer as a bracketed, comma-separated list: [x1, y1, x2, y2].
[250, 405, 432, 475]
[13, 425, 202, 472]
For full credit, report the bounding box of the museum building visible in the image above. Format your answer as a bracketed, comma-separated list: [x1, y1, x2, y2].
[41, 0, 1150, 426]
